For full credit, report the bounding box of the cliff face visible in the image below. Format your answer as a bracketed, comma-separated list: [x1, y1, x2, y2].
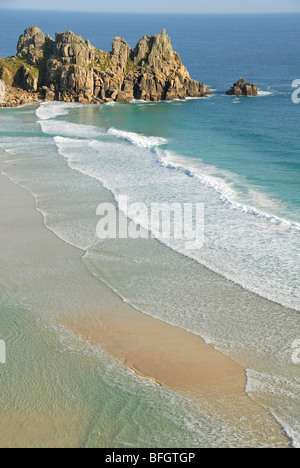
[0, 80, 5, 103]
[0, 26, 211, 106]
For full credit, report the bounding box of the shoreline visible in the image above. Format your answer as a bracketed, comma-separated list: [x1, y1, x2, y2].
[0, 171, 291, 446]
[0, 170, 246, 398]
[0, 93, 211, 109]
[63, 306, 246, 399]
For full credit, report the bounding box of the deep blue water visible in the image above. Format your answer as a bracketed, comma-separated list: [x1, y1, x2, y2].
[1, 10, 300, 90]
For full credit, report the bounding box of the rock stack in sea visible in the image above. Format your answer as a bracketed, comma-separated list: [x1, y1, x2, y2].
[226, 78, 258, 97]
[0, 26, 212, 106]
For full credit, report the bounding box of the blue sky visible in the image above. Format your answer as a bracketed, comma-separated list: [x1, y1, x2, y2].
[2, 0, 300, 13]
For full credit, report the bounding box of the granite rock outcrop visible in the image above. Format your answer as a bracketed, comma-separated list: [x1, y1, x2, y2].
[0, 26, 211, 106]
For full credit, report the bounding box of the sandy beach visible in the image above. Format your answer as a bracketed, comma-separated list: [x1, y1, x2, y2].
[0, 171, 246, 398]
[0, 172, 290, 447]
[64, 308, 246, 398]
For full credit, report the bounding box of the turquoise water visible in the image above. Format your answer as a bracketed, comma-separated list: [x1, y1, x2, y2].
[1, 10, 299, 226]
[0, 11, 299, 447]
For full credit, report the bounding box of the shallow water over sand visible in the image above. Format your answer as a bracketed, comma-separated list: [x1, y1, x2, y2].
[0, 100, 299, 446]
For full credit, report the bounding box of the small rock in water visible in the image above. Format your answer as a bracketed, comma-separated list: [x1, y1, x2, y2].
[226, 77, 258, 96]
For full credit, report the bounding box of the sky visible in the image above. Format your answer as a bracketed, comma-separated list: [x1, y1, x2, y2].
[1, 0, 300, 14]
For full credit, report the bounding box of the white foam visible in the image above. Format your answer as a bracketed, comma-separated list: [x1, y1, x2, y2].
[105, 127, 300, 234]
[246, 369, 300, 448]
[155, 149, 300, 234]
[107, 128, 167, 149]
[101, 101, 118, 108]
[38, 120, 103, 139]
[130, 99, 148, 104]
[185, 96, 212, 100]
[36, 102, 84, 120]
[52, 134, 300, 309]
[257, 90, 274, 96]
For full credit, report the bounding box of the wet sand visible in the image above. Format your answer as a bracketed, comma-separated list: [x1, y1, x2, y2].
[64, 309, 246, 398]
[0, 173, 290, 447]
[63, 309, 292, 447]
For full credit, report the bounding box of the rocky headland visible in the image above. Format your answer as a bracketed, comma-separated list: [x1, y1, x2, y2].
[0, 26, 212, 107]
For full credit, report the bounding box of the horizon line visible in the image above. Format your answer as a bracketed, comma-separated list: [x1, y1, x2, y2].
[1, 8, 300, 15]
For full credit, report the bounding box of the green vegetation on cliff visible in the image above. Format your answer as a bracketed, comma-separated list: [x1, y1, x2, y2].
[0, 56, 39, 87]
[126, 57, 138, 73]
[126, 54, 148, 73]
[90, 50, 112, 71]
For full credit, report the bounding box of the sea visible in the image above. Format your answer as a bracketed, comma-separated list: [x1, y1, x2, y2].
[0, 9, 299, 447]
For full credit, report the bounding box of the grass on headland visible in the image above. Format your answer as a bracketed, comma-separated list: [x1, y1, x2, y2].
[0, 56, 39, 86]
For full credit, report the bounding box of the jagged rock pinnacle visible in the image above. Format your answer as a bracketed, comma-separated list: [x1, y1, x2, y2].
[0, 26, 212, 106]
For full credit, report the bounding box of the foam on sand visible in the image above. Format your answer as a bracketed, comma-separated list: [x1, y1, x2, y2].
[63, 308, 290, 448]
[36, 102, 85, 120]
[51, 133, 300, 312]
[0, 172, 289, 448]
[38, 120, 103, 139]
